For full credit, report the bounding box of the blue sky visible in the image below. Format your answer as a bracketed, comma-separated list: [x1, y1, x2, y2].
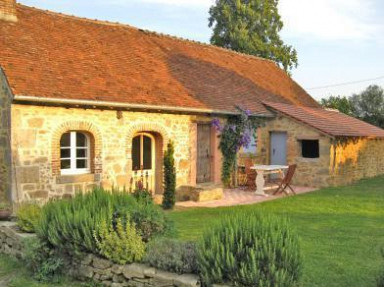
[20, 0, 384, 100]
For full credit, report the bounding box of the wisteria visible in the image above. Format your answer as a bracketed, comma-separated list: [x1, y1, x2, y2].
[211, 107, 264, 187]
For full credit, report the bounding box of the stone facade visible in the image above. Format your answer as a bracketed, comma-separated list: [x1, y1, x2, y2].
[250, 115, 384, 187]
[0, 71, 12, 203]
[329, 137, 384, 186]
[255, 115, 332, 187]
[10, 103, 222, 202]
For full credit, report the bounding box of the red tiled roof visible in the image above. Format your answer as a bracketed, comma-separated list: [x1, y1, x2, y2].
[0, 4, 320, 115]
[264, 101, 384, 138]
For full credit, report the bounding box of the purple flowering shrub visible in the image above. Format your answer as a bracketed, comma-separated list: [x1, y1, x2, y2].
[212, 108, 263, 187]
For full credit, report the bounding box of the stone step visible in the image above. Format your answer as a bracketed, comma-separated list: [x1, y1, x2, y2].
[177, 184, 224, 202]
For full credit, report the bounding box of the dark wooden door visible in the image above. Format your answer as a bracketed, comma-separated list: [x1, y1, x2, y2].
[197, 124, 212, 183]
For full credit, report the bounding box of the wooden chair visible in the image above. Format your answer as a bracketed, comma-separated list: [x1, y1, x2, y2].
[273, 164, 297, 196]
[244, 158, 257, 191]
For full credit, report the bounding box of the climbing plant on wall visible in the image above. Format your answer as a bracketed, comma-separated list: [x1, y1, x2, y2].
[212, 108, 264, 187]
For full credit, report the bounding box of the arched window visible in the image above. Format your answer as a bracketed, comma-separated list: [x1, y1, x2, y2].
[132, 133, 154, 171]
[60, 131, 90, 175]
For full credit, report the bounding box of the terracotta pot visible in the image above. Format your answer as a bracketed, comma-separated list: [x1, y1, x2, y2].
[0, 209, 12, 220]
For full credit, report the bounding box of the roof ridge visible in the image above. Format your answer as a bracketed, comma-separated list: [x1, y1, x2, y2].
[17, 3, 278, 66]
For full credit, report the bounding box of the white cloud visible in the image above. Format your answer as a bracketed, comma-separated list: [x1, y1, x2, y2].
[279, 0, 381, 40]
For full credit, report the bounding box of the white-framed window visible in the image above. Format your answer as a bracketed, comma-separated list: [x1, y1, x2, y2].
[60, 131, 90, 175]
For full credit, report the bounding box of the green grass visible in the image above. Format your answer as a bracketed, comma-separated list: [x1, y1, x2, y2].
[169, 176, 384, 287]
[0, 254, 84, 287]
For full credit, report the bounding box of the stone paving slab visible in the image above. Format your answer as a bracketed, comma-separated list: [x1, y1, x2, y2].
[176, 186, 317, 208]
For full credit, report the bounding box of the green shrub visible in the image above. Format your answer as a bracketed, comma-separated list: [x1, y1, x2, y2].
[130, 201, 173, 242]
[36, 188, 136, 254]
[22, 237, 64, 282]
[36, 188, 172, 255]
[162, 141, 176, 210]
[94, 217, 145, 264]
[17, 202, 42, 233]
[197, 211, 302, 287]
[144, 238, 198, 274]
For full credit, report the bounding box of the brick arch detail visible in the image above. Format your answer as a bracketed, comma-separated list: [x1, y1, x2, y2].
[126, 122, 170, 150]
[51, 121, 103, 176]
[126, 122, 169, 194]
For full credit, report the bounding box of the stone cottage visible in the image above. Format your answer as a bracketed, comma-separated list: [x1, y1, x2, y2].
[0, 0, 383, 203]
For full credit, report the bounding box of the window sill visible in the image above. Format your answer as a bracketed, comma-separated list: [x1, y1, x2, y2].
[297, 157, 320, 163]
[56, 173, 98, 184]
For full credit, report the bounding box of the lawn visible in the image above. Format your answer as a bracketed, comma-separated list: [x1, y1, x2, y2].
[169, 176, 384, 287]
[0, 176, 382, 287]
[0, 253, 85, 287]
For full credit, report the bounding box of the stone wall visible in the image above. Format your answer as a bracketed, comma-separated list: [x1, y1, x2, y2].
[329, 138, 384, 186]
[11, 104, 222, 202]
[0, 223, 200, 287]
[71, 254, 200, 287]
[0, 70, 12, 203]
[0, 221, 36, 259]
[256, 115, 332, 187]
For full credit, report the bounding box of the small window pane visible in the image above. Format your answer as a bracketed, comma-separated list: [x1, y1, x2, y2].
[60, 148, 70, 158]
[301, 140, 319, 158]
[60, 133, 70, 147]
[61, 159, 71, 169]
[76, 159, 87, 169]
[132, 136, 141, 170]
[76, 133, 87, 147]
[143, 135, 152, 170]
[76, 149, 87, 158]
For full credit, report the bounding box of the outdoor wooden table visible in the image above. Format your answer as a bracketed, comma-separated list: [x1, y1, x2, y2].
[250, 165, 289, 196]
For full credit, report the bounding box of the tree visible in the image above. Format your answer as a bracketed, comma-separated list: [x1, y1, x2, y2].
[319, 95, 354, 115]
[350, 85, 384, 128]
[162, 141, 176, 210]
[208, 0, 298, 72]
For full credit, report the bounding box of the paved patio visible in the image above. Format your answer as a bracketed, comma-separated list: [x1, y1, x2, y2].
[176, 186, 318, 208]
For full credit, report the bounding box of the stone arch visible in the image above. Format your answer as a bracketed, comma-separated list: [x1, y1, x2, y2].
[126, 122, 169, 194]
[52, 121, 103, 175]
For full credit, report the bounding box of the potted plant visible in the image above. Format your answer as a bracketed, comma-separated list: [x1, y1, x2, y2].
[0, 202, 12, 220]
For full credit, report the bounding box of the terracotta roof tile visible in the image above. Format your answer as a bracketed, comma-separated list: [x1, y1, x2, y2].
[0, 4, 320, 114]
[264, 101, 384, 138]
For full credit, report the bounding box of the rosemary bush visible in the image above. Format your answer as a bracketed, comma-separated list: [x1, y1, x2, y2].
[197, 211, 302, 287]
[36, 187, 171, 255]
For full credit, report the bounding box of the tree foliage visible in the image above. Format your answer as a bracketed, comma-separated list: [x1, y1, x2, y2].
[350, 85, 384, 128]
[319, 95, 354, 115]
[320, 85, 384, 128]
[209, 0, 298, 72]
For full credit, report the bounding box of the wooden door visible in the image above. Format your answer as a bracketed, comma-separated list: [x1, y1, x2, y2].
[197, 124, 212, 183]
[131, 133, 155, 193]
[270, 132, 287, 165]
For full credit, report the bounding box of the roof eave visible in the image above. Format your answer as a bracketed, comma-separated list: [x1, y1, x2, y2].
[13, 95, 274, 118]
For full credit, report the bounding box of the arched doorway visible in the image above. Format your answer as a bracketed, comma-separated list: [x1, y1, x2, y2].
[131, 133, 156, 192]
